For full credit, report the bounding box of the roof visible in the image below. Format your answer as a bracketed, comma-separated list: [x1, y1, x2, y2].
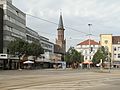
[112, 36, 120, 44]
[77, 39, 99, 45]
[57, 14, 64, 30]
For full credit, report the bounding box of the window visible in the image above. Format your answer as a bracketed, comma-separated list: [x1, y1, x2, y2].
[8, 15, 10, 20]
[118, 54, 120, 58]
[85, 50, 87, 54]
[90, 56, 91, 60]
[114, 54, 116, 58]
[114, 47, 116, 51]
[8, 26, 13, 31]
[90, 47, 93, 52]
[81, 50, 83, 53]
[118, 47, 120, 51]
[16, 11, 19, 16]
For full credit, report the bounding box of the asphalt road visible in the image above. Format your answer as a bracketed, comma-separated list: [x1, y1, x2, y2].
[0, 69, 120, 90]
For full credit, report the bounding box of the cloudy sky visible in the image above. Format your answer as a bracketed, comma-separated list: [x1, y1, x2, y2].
[13, 0, 120, 50]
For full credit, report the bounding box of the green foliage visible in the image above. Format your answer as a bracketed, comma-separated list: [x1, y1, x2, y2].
[27, 43, 44, 56]
[8, 39, 27, 54]
[92, 46, 108, 64]
[65, 47, 84, 63]
[8, 39, 44, 57]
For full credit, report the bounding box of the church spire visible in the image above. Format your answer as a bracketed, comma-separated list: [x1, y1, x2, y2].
[58, 11, 64, 30]
[56, 11, 66, 55]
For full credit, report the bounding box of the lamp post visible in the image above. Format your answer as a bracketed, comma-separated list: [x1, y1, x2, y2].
[88, 24, 92, 69]
[88, 24, 92, 52]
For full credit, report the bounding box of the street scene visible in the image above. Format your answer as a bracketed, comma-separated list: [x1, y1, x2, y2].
[1, 0, 120, 90]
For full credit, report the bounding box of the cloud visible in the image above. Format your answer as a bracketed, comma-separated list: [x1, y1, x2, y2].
[13, 0, 120, 50]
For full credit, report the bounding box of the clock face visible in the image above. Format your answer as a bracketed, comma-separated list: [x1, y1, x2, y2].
[105, 40, 108, 44]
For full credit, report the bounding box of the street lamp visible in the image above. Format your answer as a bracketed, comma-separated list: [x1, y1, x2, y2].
[88, 24, 92, 49]
[88, 24, 92, 69]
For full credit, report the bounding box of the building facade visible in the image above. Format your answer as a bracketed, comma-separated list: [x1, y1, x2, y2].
[0, 0, 55, 69]
[40, 36, 54, 53]
[0, 5, 3, 53]
[112, 36, 120, 67]
[26, 27, 39, 43]
[0, 0, 26, 53]
[100, 34, 120, 67]
[76, 39, 99, 62]
[100, 34, 112, 53]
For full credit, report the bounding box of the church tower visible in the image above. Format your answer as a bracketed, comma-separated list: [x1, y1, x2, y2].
[56, 12, 66, 54]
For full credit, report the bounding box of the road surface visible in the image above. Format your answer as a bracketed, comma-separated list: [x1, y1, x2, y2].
[0, 69, 120, 90]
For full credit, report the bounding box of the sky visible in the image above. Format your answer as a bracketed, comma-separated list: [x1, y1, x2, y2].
[12, 0, 120, 50]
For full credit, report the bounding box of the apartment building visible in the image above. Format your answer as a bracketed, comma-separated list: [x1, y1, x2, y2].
[0, 0, 26, 53]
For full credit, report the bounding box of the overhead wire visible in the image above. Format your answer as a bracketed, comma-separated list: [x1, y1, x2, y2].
[26, 13, 91, 35]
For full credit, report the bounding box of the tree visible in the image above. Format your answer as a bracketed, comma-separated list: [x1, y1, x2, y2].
[26, 43, 44, 57]
[92, 46, 108, 64]
[8, 39, 28, 55]
[65, 47, 84, 68]
[8, 39, 44, 57]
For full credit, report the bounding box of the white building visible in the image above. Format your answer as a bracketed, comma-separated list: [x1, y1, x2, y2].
[40, 36, 54, 53]
[76, 39, 99, 62]
[26, 27, 39, 43]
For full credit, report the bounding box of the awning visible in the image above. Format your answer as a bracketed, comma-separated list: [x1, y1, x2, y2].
[23, 60, 34, 64]
[82, 61, 93, 64]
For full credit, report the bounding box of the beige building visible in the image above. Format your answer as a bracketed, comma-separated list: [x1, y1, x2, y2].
[100, 34, 120, 67]
[100, 34, 112, 53]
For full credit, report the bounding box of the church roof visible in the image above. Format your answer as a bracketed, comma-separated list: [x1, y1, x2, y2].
[77, 39, 99, 45]
[58, 13, 64, 30]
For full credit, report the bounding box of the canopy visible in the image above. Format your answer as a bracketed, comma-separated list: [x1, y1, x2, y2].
[82, 61, 93, 64]
[23, 60, 34, 64]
